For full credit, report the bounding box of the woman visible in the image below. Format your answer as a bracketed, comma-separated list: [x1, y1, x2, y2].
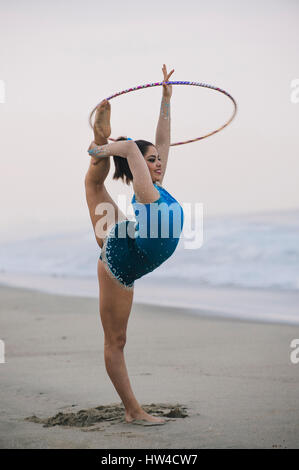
[85, 65, 184, 425]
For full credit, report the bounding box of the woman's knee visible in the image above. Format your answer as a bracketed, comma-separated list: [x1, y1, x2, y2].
[104, 333, 127, 350]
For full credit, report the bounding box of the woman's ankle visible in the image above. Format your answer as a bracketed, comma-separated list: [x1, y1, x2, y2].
[94, 130, 108, 146]
[125, 405, 144, 418]
[94, 137, 108, 146]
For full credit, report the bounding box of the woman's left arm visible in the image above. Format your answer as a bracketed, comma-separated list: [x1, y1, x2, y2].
[155, 64, 174, 184]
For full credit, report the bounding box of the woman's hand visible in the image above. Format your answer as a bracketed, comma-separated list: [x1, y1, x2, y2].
[162, 64, 175, 99]
[87, 140, 99, 156]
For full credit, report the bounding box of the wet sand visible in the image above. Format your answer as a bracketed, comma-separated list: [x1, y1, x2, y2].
[0, 285, 298, 448]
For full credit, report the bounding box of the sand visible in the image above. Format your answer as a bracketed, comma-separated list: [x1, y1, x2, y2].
[0, 284, 298, 449]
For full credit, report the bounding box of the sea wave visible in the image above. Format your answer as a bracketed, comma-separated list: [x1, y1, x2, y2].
[1, 209, 298, 292]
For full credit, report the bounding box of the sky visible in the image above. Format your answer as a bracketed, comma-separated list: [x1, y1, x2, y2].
[0, 0, 298, 241]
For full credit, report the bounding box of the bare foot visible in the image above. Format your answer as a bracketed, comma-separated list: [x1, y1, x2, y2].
[94, 99, 111, 143]
[125, 409, 166, 425]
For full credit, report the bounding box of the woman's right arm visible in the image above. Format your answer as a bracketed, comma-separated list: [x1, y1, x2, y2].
[87, 140, 135, 159]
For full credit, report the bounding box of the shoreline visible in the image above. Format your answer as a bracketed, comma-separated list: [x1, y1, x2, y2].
[0, 271, 299, 326]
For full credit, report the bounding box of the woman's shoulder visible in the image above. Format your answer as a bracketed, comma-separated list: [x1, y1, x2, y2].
[132, 182, 164, 204]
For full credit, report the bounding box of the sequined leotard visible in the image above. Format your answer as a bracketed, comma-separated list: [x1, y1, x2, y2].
[99, 183, 184, 290]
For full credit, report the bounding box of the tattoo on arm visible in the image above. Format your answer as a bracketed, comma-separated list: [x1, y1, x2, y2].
[161, 98, 170, 120]
[88, 144, 110, 157]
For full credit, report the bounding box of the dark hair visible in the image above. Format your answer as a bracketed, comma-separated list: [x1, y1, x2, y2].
[112, 137, 155, 185]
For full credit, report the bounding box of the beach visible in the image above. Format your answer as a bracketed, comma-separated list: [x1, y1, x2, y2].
[1, 284, 298, 449]
[1, 0, 299, 451]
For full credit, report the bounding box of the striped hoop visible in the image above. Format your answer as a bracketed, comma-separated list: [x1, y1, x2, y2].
[89, 81, 237, 146]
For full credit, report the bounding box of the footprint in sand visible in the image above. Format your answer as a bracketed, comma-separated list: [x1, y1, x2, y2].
[25, 403, 189, 430]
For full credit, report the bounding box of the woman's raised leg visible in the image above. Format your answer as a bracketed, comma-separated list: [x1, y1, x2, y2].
[85, 101, 127, 248]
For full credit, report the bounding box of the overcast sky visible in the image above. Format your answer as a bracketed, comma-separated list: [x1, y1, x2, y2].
[0, 0, 298, 240]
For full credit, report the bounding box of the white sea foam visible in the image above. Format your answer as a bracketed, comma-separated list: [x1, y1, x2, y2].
[1, 209, 298, 291]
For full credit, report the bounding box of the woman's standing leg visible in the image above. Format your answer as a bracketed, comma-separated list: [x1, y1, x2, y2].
[98, 259, 165, 424]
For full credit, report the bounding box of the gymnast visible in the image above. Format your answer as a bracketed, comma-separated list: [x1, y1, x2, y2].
[85, 65, 184, 425]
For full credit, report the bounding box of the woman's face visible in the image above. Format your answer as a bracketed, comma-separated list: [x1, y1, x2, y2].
[144, 146, 162, 183]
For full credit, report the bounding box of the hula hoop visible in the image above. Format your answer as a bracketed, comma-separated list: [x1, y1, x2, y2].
[89, 81, 237, 146]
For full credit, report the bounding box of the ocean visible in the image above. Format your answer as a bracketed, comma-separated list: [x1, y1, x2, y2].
[1, 209, 298, 325]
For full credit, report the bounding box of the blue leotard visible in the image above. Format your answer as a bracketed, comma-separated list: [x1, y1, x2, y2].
[99, 183, 184, 290]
